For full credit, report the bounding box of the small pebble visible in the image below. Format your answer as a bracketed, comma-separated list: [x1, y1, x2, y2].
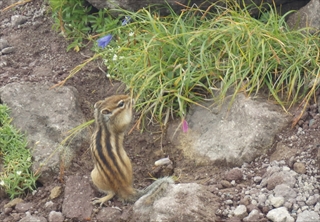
[221, 180, 232, 188]
[253, 176, 262, 183]
[293, 162, 306, 174]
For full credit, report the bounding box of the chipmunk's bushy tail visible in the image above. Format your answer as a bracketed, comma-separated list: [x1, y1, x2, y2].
[128, 177, 174, 203]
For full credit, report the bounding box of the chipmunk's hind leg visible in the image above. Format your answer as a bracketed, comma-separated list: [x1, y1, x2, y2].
[92, 191, 115, 207]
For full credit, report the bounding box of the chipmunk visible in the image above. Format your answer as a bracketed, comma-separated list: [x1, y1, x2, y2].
[90, 95, 173, 206]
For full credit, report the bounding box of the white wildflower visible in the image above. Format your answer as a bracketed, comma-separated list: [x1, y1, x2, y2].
[129, 32, 134, 37]
[112, 54, 118, 61]
[0, 180, 4, 186]
[119, 56, 124, 60]
[16, 171, 22, 175]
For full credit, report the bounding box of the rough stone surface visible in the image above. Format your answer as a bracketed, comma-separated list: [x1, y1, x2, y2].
[270, 196, 285, 208]
[266, 207, 295, 222]
[270, 142, 297, 162]
[221, 180, 232, 188]
[85, 0, 308, 18]
[225, 168, 243, 181]
[62, 175, 94, 220]
[287, 0, 320, 32]
[293, 162, 306, 174]
[274, 184, 297, 201]
[15, 202, 34, 213]
[168, 94, 289, 166]
[233, 205, 248, 219]
[132, 183, 218, 222]
[11, 15, 27, 27]
[243, 209, 260, 222]
[96, 207, 122, 222]
[296, 210, 320, 222]
[260, 165, 297, 190]
[48, 211, 64, 222]
[0, 82, 90, 184]
[19, 212, 47, 222]
[0, 38, 9, 51]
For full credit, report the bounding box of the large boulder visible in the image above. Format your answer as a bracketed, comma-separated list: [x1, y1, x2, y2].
[167, 93, 290, 166]
[286, 0, 320, 32]
[86, 0, 309, 17]
[132, 183, 218, 221]
[0, 82, 90, 184]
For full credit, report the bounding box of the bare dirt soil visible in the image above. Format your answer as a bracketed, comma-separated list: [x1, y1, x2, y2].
[0, 0, 319, 221]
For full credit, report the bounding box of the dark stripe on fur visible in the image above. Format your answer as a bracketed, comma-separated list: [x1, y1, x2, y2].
[104, 126, 126, 181]
[94, 124, 114, 187]
[115, 134, 126, 172]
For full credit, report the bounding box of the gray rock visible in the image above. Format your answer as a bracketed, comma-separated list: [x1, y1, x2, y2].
[221, 180, 232, 188]
[296, 195, 307, 202]
[293, 162, 306, 174]
[266, 207, 295, 222]
[270, 196, 285, 208]
[233, 205, 248, 219]
[284, 202, 293, 210]
[260, 166, 297, 190]
[253, 176, 262, 183]
[133, 183, 218, 222]
[15, 202, 34, 213]
[1, 46, 15, 54]
[243, 209, 260, 222]
[314, 202, 320, 212]
[62, 175, 94, 220]
[296, 210, 320, 222]
[274, 184, 297, 201]
[0, 82, 90, 184]
[257, 193, 267, 205]
[167, 94, 289, 166]
[225, 168, 243, 181]
[306, 195, 318, 206]
[86, 0, 306, 18]
[96, 207, 121, 222]
[48, 211, 64, 222]
[0, 38, 9, 50]
[11, 15, 28, 26]
[19, 212, 47, 222]
[225, 199, 233, 205]
[287, 0, 320, 32]
[270, 142, 297, 162]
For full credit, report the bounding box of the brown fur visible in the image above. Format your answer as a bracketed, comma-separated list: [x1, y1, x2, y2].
[90, 95, 136, 205]
[90, 95, 174, 207]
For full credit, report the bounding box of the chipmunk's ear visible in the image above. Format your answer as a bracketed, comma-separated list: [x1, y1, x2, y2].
[100, 108, 112, 122]
[101, 108, 112, 115]
[94, 101, 103, 109]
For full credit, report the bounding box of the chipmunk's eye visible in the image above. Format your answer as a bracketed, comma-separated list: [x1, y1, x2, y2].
[117, 100, 125, 108]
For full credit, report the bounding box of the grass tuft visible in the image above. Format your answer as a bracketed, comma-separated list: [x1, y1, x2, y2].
[94, 2, 320, 128]
[50, 0, 320, 129]
[0, 104, 38, 199]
